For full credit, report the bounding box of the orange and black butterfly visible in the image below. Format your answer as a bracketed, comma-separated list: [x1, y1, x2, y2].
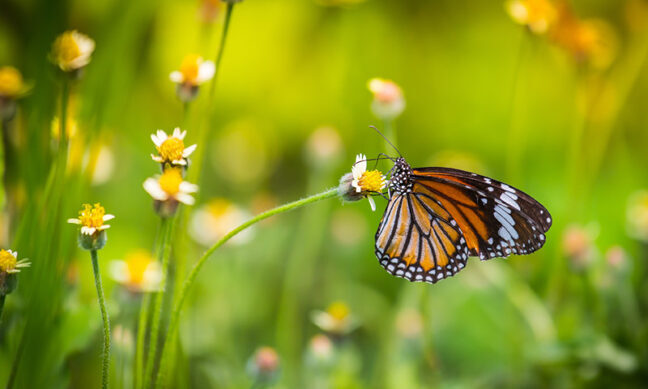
[374, 155, 552, 284]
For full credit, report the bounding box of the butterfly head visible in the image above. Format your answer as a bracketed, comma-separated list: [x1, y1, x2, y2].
[389, 157, 413, 195]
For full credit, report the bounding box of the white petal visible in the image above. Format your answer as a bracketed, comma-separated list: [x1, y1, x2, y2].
[176, 193, 195, 205]
[81, 226, 96, 235]
[151, 155, 164, 163]
[173, 127, 185, 140]
[143, 178, 168, 200]
[197, 61, 215, 83]
[179, 182, 199, 193]
[183, 144, 197, 157]
[352, 179, 362, 193]
[368, 196, 376, 212]
[169, 71, 184, 83]
[172, 159, 187, 166]
[103, 214, 115, 221]
[67, 218, 81, 224]
[98, 225, 111, 230]
[110, 260, 130, 284]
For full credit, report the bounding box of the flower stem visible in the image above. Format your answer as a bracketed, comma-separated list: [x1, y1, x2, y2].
[154, 187, 339, 388]
[134, 293, 150, 389]
[90, 249, 111, 389]
[144, 217, 175, 389]
[0, 295, 5, 324]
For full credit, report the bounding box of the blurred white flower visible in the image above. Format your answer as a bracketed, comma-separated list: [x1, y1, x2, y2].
[110, 249, 163, 293]
[50, 30, 95, 72]
[627, 190, 648, 242]
[190, 198, 253, 246]
[368, 78, 405, 120]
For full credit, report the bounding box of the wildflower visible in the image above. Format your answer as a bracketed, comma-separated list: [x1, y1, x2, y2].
[50, 30, 95, 72]
[506, 0, 557, 34]
[627, 190, 648, 243]
[395, 308, 424, 340]
[311, 301, 359, 337]
[199, 0, 224, 23]
[338, 154, 386, 211]
[0, 249, 30, 296]
[550, 5, 617, 69]
[308, 334, 334, 362]
[169, 54, 215, 102]
[368, 78, 405, 120]
[143, 168, 198, 217]
[304, 126, 343, 168]
[606, 246, 628, 272]
[190, 198, 253, 246]
[68, 203, 115, 250]
[110, 250, 163, 293]
[150, 128, 197, 168]
[246, 346, 280, 384]
[562, 224, 596, 271]
[0, 66, 31, 121]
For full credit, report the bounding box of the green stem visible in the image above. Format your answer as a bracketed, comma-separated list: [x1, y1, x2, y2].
[0, 295, 5, 324]
[188, 2, 236, 189]
[154, 187, 339, 388]
[382, 119, 396, 155]
[144, 217, 175, 389]
[91, 249, 111, 389]
[134, 293, 150, 389]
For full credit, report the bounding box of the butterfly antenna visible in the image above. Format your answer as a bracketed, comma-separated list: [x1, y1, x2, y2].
[369, 125, 403, 157]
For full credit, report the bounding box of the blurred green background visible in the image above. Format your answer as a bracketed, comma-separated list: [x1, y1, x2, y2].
[1, 0, 648, 387]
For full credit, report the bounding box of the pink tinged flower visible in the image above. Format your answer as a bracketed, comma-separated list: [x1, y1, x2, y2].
[368, 78, 406, 120]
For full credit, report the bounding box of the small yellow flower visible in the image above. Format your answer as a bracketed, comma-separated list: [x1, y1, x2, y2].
[311, 301, 359, 336]
[0, 249, 30, 274]
[169, 54, 215, 86]
[339, 154, 386, 211]
[143, 169, 199, 218]
[68, 203, 115, 236]
[110, 250, 162, 293]
[151, 128, 197, 166]
[50, 30, 95, 72]
[368, 78, 405, 120]
[0, 67, 31, 99]
[506, 0, 557, 34]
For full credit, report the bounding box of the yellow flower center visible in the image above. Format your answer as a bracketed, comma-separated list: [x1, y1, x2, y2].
[0, 250, 17, 273]
[124, 250, 154, 286]
[179, 54, 201, 84]
[77, 203, 107, 229]
[358, 170, 385, 193]
[327, 301, 350, 321]
[55, 32, 81, 64]
[158, 137, 185, 162]
[159, 168, 183, 195]
[0, 67, 25, 97]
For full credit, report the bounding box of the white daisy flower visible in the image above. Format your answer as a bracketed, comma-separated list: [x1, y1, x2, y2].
[345, 153, 386, 211]
[110, 250, 163, 293]
[150, 127, 197, 166]
[67, 203, 115, 236]
[169, 54, 215, 86]
[50, 30, 95, 72]
[0, 249, 31, 274]
[143, 168, 199, 206]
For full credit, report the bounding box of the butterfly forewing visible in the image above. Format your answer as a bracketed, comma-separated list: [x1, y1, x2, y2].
[374, 159, 552, 284]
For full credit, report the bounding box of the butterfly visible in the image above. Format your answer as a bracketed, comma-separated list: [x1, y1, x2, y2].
[374, 156, 552, 284]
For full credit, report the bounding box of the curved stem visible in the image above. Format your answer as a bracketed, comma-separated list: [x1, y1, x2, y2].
[91, 249, 111, 389]
[154, 187, 339, 388]
[144, 217, 175, 388]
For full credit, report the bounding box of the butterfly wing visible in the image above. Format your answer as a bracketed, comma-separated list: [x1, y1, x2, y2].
[374, 166, 551, 284]
[412, 167, 551, 260]
[375, 193, 471, 283]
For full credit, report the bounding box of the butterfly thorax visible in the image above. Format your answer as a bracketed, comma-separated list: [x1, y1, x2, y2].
[389, 157, 414, 195]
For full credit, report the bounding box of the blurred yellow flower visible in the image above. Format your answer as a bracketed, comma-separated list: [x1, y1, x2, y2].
[151, 128, 197, 167]
[627, 190, 648, 242]
[190, 198, 253, 246]
[368, 78, 405, 120]
[110, 249, 162, 293]
[50, 30, 95, 72]
[339, 154, 386, 211]
[506, 0, 557, 34]
[144, 168, 199, 207]
[0, 66, 31, 99]
[170, 54, 214, 102]
[550, 5, 617, 69]
[311, 301, 359, 336]
[68, 203, 115, 236]
[0, 249, 30, 274]
[51, 116, 78, 140]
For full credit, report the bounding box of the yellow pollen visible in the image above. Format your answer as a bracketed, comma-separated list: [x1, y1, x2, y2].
[0, 250, 17, 273]
[77, 203, 107, 229]
[327, 301, 350, 321]
[158, 137, 185, 162]
[179, 54, 201, 84]
[0, 67, 25, 97]
[54, 32, 81, 65]
[359, 170, 385, 193]
[159, 168, 183, 195]
[124, 250, 154, 286]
